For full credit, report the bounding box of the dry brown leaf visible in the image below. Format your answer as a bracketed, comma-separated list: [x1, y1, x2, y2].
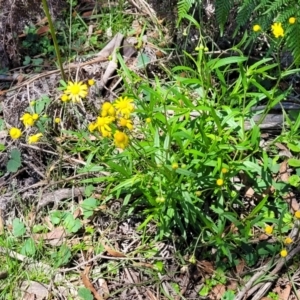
[235, 259, 245, 275]
[209, 284, 226, 300]
[133, 262, 155, 269]
[197, 260, 214, 274]
[36, 26, 49, 35]
[33, 227, 67, 246]
[273, 282, 291, 300]
[102, 244, 126, 257]
[81, 271, 103, 300]
[259, 233, 270, 240]
[283, 192, 299, 211]
[226, 280, 238, 291]
[279, 160, 289, 182]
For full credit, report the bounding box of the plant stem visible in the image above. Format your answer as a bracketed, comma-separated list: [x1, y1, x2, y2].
[41, 0, 66, 81]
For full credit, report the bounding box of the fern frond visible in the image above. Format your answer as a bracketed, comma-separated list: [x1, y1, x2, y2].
[177, 0, 197, 25]
[215, 0, 234, 35]
[264, 0, 290, 14]
[236, 0, 258, 28]
[286, 21, 300, 66]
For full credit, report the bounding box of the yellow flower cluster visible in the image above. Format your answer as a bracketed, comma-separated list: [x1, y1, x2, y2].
[9, 112, 43, 144]
[253, 18, 296, 38]
[88, 96, 135, 149]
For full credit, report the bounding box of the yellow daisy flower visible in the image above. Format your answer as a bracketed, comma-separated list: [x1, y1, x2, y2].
[61, 94, 69, 102]
[114, 131, 129, 149]
[88, 122, 97, 133]
[113, 96, 134, 118]
[253, 24, 261, 32]
[216, 179, 224, 186]
[95, 117, 113, 137]
[295, 210, 300, 219]
[280, 249, 288, 258]
[264, 225, 273, 235]
[9, 127, 22, 140]
[284, 237, 293, 245]
[20, 113, 36, 127]
[118, 118, 133, 130]
[271, 22, 284, 38]
[289, 17, 296, 24]
[221, 167, 228, 174]
[54, 118, 61, 124]
[146, 117, 151, 123]
[65, 81, 88, 103]
[28, 133, 43, 144]
[88, 79, 95, 86]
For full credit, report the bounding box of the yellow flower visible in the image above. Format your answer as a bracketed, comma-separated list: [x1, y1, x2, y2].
[284, 237, 293, 245]
[118, 118, 133, 130]
[88, 79, 95, 86]
[295, 210, 300, 219]
[113, 96, 134, 118]
[253, 24, 261, 32]
[20, 113, 36, 127]
[54, 118, 61, 124]
[264, 225, 273, 235]
[32, 113, 39, 120]
[221, 167, 228, 174]
[101, 103, 115, 118]
[65, 81, 88, 102]
[88, 122, 97, 133]
[61, 94, 69, 102]
[146, 118, 151, 123]
[271, 22, 284, 38]
[95, 117, 113, 137]
[280, 249, 288, 258]
[172, 162, 179, 170]
[9, 127, 22, 140]
[195, 191, 201, 197]
[114, 131, 129, 149]
[102, 102, 113, 111]
[216, 179, 224, 186]
[289, 17, 296, 24]
[28, 133, 43, 144]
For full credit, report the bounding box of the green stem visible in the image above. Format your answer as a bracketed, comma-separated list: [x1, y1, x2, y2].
[41, 0, 66, 81]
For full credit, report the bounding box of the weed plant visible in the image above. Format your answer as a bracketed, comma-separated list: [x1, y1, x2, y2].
[3, 1, 300, 298]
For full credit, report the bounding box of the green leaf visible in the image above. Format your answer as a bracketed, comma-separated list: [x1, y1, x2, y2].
[52, 244, 72, 267]
[288, 158, 300, 167]
[287, 143, 300, 152]
[63, 213, 82, 233]
[137, 53, 151, 68]
[80, 197, 99, 219]
[207, 56, 247, 70]
[12, 218, 26, 237]
[78, 288, 93, 300]
[7, 149, 21, 173]
[21, 238, 36, 256]
[50, 211, 63, 225]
